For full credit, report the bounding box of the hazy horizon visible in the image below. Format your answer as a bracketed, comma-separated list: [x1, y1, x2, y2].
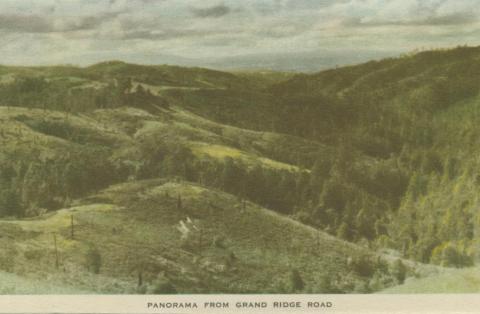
[0, 47, 406, 72]
[1, 0, 479, 71]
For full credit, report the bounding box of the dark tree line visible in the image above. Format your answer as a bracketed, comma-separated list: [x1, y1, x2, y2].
[0, 146, 122, 217]
[0, 76, 168, 114]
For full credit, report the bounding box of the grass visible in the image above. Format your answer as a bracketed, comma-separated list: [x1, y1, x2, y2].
[1, 105, 310, 178]
[382, 267, 480, 293]
[0, 174, 443, 293]
[9, 204, 119, 233]
[4, 50, 480, 294]
[0, 178, 389, 294]
[0, 105, 435, 294]
[0, 271, 90, 294]
[189, 142, 301, 171]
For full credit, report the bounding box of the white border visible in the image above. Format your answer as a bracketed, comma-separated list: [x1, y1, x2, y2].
[0, 294, 478, 314]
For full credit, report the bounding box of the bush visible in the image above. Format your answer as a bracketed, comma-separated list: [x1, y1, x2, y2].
[0, 244, 17, 272]
[24, 249, 43, 261]
[431, 242, 474, 268]
[85, 245, 102, 274]
[0, 189, 24, 218]
[368, 270, 395, 292]
[349, 255, 375, 278]
[353, 280, 371, 293]
[289, 269, 305, 292]
[213, 235, 226, 249]
[151, 275, 177, 294]
[316, 274, 340, 293]
[391, 259, 407, 284]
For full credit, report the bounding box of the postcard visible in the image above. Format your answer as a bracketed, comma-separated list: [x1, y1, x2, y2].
[0, 1, 478, 313]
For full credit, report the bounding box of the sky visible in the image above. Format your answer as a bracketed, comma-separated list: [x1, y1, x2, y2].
[0, 0, 479, 71]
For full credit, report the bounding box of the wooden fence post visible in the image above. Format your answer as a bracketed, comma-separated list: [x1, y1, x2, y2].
[71, 215, 74, 240]
[53, 233, 59, 269]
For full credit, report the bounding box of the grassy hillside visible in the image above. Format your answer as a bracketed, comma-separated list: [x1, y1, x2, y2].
[0, 178, 430, 294]
[1, 46, 480, 293]
[0, 272, 90, 294]
[382, 267, 480, 293]
[0, 105, 430, 293]
[0, 104, 420, 293]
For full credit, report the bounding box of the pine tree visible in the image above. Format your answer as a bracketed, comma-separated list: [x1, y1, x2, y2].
[391, 259, 407, 284]
[289, 269, 305, 292]
[3, 189, 23, 217]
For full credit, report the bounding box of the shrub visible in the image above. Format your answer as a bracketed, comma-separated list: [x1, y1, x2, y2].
[349, 255, 375, 278]
[24, 249, 43, 261]
[431, 242, 474, 268]
[316, 274, 340, 293]
[289, 269, 305, 292]
[151, 275, 177, 294]
[391, 259, 407, 285]
[353, 280, 371, 293]
[85, 245, 102, 274]
[368, 270, 395, 292]
[213, 235, 226, 249]
[0, 244, 17, 272]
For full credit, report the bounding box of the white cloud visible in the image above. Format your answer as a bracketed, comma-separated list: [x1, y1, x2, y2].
[0, 0, 477, 67]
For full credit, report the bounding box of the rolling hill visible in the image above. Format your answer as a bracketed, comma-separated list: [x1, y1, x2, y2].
[0, 105, 420, 294]
[1, 45, 480, 293]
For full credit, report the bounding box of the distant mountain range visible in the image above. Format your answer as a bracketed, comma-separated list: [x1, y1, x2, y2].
[43, 48, 402, 73]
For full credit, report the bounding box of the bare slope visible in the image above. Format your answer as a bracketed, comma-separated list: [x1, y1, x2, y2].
[1, 178, 434, 293]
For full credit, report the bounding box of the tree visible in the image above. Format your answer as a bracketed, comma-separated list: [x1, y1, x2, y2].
[0, 189, 23, 217]
[246, 165, 265, 203]
[85, 245, 102, 274]
[276, 172, 297, 213]
[356, 208, 375, 240]
[320, 177, 346, 211]
[337, 221, 353, 241]
[349, 255, 375, 278]
[391, 259, 406, 284]
[221, 157, 242, 194]
[289, 269, 305, 292]
[117, 77, 133, 95]
[431, 242, 473, 268]
[310, 156, 331, 192]
[317, 274, 337, 293]
[404, 172, 427, 201]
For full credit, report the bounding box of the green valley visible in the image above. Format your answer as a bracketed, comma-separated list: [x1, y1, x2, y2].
[1, 46, 479, 293]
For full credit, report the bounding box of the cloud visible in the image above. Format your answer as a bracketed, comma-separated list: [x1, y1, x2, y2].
[191, 4, 231, 18]
[332, 0, 480, 27]
[119, 29, 219, 40]
[416, 12, 477, 26]
[0, 11, 121, 34]
[0, 14, 52, 33]
[0, 0, 478, 67]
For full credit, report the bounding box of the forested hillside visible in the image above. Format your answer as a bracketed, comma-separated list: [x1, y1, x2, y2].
[0, 46, 479, 293]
